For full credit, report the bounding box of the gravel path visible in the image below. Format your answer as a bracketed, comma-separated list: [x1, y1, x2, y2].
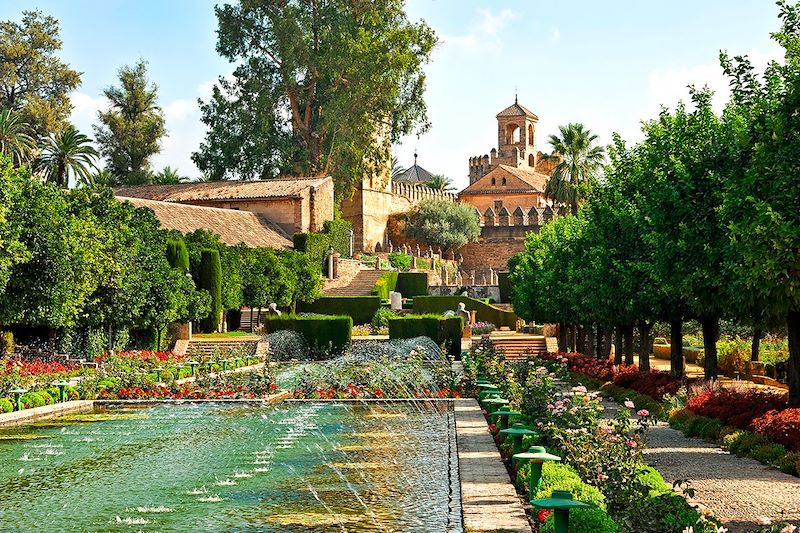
[602, 399, 800, 532]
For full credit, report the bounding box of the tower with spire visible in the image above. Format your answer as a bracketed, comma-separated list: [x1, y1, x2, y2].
[468, 96, 540, 184]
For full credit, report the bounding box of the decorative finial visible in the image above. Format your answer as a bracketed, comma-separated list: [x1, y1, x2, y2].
[515, 87, 518, 104]
[414, 150, 418, 166]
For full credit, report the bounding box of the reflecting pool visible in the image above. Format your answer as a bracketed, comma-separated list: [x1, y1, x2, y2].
[0, 401, 461, 532]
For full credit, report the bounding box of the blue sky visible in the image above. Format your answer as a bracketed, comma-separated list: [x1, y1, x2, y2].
[0, 1, 783, 189]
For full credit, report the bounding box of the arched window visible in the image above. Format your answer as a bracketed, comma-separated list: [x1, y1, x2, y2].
[505, 123, 520, 144]
[527, 124, 534, 145]
[491, 177, 496, 185]
[528, 154, 535, 167]
[501, 177, 507, 185]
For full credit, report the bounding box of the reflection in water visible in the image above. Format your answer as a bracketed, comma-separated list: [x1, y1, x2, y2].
[0, 401, 462, 532]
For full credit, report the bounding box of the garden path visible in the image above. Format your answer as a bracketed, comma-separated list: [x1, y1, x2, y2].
[601, 399, 800, 532]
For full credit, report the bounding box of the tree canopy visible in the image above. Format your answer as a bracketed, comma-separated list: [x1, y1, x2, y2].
[0, 10, 81, 138]
[94, 61, 166, 185]
[193, 0, 437, 200]
[403, 198, 481, 251]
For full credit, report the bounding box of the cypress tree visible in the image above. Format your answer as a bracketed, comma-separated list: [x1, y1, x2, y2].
[166, 238, 189, 272]
[198, 248, 222, 333]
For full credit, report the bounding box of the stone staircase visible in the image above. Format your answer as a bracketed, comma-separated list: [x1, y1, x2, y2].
[489, 333, 549, 361]
[325, 270, 385, 296]
[186, 339, 260, 360]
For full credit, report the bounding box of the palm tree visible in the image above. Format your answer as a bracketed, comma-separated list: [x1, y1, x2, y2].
[390, 155, 404, 180]
[153, 166, 190, 184]
[91, 169, 122, 187]
[38, 126, 99, 188]
[544, 123, 605, 215]
[427, 174, 455, 192]
[0, 108, 36, 166]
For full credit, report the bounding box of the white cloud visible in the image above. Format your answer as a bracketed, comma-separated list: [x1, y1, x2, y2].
[439, 8, 515, 54]
[69, 91, 109, 138]
[550, 27, 560, 42]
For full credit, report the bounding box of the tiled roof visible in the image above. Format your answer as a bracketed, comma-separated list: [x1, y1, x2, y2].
[114, 176, 331, 202]
[394, 164, 434, 184]
[496, 100, 538, 120]
[458, 165, 550, 195]
[117, 196, 293, 249]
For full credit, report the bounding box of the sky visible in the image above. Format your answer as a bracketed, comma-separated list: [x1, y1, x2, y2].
[0, 0, 784, 190]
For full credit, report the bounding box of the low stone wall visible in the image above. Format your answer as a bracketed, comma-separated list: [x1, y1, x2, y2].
[454, 398, 531, 532]
[0, 400, 95, 427]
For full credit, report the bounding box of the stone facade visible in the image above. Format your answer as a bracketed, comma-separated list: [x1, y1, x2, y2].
[342, 178, 456, 252]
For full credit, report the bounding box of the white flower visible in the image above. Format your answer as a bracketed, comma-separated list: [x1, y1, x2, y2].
[682, 527, 693, 533]
[624, 400, 635, 409]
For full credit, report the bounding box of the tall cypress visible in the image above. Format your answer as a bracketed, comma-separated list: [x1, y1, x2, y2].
[166, 238, 189, 272]
[198, 248, 222, 333]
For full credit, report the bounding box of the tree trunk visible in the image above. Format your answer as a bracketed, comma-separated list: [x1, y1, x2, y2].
[787, 310, 800, 407]
[558, 323, 567, 352]
[570, 324, 578, 352]
[603, 329, 613, 359]
[587, 326, 596, 358]
[623, 324, 634, 366]
[638, 322, 651, 372]
[575, 325, 585, 354]
[596, 325, 604, 360]
[670, 319, 684, 379]
[613, 326, 623, 365]
[751, 327, 762, 362]
[701, 316, 720, 381]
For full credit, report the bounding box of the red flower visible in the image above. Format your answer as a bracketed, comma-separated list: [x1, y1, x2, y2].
[537, 509, 551, 522]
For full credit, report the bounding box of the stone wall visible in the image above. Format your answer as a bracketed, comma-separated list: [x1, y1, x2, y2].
[310, 177, 334, 232]
[188, 198, 300, 236]
[342, 181, 456, 252]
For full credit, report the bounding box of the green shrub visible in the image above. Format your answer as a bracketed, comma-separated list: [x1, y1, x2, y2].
[685, 415, 720, 439]
[371, 307, 399, 330]
[635, 465, 671, 495]
[775, 451, 800, 475]
[372, 271, 399, 300]
[668, 407, 694, 431]
[396, 272, 428, 297]
[296, 296, 381, 326]
[322, 219, 352, 257]
[166, 237, 189, 271]
[388, 314, 463, 356]
[293, 232, 331, 272]
[38, 391, 55, 405]
[700, 418, 723, 441]
[718, 425, 740, 442]
[534, 463, 607, 509]
[388, 252, 411, 270]
[412, 295, 518, 328]
[540, 507, 620, 533]
[0, 331, 13, 355]
[722, 429, 745, 451]
[264, 314, 352, 358]
[198, 248, 222, 333]
[726, 430, 770, 457]
[752, 443, 787, 465]
[0, 398, 13, 412]
[21, 393, 45, 409]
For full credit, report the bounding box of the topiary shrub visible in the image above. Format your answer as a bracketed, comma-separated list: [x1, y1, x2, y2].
[264, 314, 352, 359]
[21, 393, 45, 409]
[0, 398, 13, 413]
[388, 315, 463, 357]
[198, 248, 222, 333]
[372, 272, 399, 300]
[396, 272, 428, 298]
[166, 237, 190, 271]
[322, 219, 352, 257]
[388, 252, 411, 270]
[635, 465, 671, 495]
[539, 507, 620, 533]
[293, 232, 331, 272]
[296, 296, 381, 326]
[412, 295, 518, 328]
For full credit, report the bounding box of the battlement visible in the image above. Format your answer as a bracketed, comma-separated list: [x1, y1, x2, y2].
[390, 181, 457, 202]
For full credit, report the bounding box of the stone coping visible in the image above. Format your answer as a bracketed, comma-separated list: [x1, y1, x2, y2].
[454, 398, 531, 533]
[0, 400, 94, 427]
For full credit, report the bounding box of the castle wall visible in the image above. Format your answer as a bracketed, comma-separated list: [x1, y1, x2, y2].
[459, 191, 546, 216]
[182, 198, 301, 236]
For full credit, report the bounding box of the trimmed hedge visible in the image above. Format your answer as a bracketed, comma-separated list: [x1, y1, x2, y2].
[198, 248, 222, 333]
[396, 272, 428, 297]
[264, 314, 352, 358]
[412, 295, 518, 328]
[322, 219, 352, 257]
[372, 271, 399, 300]
[166, 237, 189, 271]
[296, 296, 381, 326]
[388, 314, 463, 356]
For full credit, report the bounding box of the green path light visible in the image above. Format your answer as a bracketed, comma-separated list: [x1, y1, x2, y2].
[187, 360, 200, 376]
[153, 367, 164, 383]
[482, 397, 509, 415]
[205, 360, 217, 374]
[531, 490, 590, 533]
[174, 364, 184, 381]
[476, 382, 499, 390]
[52, 380, 70, 403]
[512, 445, 561, 494]
[221, 359, 229, 373]
[488, 407, 520, 431]
[9, 387, 27, 411]
[499, 423, 537, 455]
[478, 390, 501, 403]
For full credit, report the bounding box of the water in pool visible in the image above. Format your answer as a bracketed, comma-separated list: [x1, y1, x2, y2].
[0, 401, 461, 532]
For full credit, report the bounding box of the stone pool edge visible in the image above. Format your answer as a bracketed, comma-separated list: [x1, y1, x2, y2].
[454, 398, 531, 533]
[0, 391, 292, 427]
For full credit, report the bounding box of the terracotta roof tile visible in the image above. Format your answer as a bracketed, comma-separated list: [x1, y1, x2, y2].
[496, 101, 538, 120]
[117, 196, 293, 249]
[458, 165, 550, 195]
[114, 176, 331, 202]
